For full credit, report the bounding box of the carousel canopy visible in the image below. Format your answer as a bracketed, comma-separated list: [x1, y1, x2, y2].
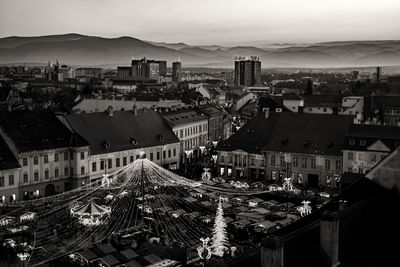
[73, 201, 110, 216]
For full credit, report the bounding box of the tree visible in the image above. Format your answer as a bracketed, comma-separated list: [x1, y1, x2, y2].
[210, 197, 229, 257]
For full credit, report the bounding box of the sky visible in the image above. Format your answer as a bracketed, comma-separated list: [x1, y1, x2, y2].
[1, 0, 400, 45]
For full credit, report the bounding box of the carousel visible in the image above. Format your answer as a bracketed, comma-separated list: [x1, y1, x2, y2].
[70, 200, 111, 226]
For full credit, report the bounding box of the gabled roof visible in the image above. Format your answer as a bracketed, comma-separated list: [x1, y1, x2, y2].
[65, 110, 179, 155]
[0, 110, 88, 153]
[218, 112, 354, 156]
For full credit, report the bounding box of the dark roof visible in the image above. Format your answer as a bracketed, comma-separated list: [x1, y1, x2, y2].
[218, 112, 354, 156]
[302, 94, 342, 108]
[161, 108, 208, 127]
[65, 110, 179, 155]
[0, 110, 88, 153]
[282, 93, 303, 101]
[374, 95, 400, 107]
[346, 124, 400, 140]
[0, 136, 20, 170]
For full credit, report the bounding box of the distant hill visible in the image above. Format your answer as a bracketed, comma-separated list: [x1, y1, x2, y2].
[0, 34, 399, 68]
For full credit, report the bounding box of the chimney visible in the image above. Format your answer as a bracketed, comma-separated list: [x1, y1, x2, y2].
[133, 105, 138, 116]
[261, 235, 284, 267]
[265, 107, 270, 119]
[320, 211, 340, 267]
[107, 106, 113, 116]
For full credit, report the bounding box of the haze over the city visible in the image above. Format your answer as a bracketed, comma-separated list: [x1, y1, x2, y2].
[1, 0, 400, 45]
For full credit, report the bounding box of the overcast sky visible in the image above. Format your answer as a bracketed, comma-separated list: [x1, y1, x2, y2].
[1, 0, 399, 45]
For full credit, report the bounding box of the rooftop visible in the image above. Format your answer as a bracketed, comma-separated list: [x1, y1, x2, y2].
[161, 108, 209, 127]
[218, 112, 354, 156]
[65, 109, 179, 155]
[0, 110, 88, 153]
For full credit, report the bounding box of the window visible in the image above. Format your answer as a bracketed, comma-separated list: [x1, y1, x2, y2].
[108, 159, 112, 169]
[123, 157, 127, 166]
[280, 156, 285, 166]
[311, 158, 316, 169]
[371, 154, 376, 162]
[0, 176, 4, 187]
[251, 158, 254, 165]
[92, 162, 97, 172]
[199, 125, 202, 132]
[358, 153, 363, 161]
[23, 173, 28, 183]
[80, 151, 85, 160]
[157, 152, 160, 160]
[150, 153, 154, 161]
[81, 166, 85, 175]
[349, 139, 355, 145]
[234, 155, 238, 167]
[293, 157, 298, 167]
[45, 169, 49, 179]
[65, 167, 69, 176]
[100, 160, 105, 170]
[136, 155, 140, 160]
[130, 156, 134, 163]
[180, 130, 183, 138]
[261, 159, 265, 166]
[54, 153, 59, 162]
[336, 160, 341, 171]
[116, 158, 120, 167]
[229, 156, 232, 163]
[325, 159, 330, 170]
[163, 151, 166, 159]
[34, 171, 39, 181]
[55, 168, 59, 178]
[8, 175, 14, 186]
[23, 157, 28, 166]
[348, 167, 353, 173]
[173, 148, 176, 157]
[360, 140, 366, 146]
[70, 151, 73, 160]
[64, 152, 69, 161]
[270, 155, 276, 165]
[381, 154, 385, 160]
[44, 154, 49, 164]
[221, 156, 225, 163]
[348, 152, 353, 160]
[33, 156, 39, 165]
[301, 157, 307, 168]
[323, 108, 327, 112]
[70, 167, 73, 175]
[168, 150, 171, 158]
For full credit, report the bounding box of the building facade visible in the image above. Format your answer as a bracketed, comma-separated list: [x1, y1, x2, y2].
[0, 110, 90, 201]
[234, 56, 261, 86]
[161, 109, 209, 152]
[196, 104, 232, 142]
[217, 112, 354, 189]
[63, 108, 181, 181]
[172, 62, 182, 83]
[342, 124, 400, 174]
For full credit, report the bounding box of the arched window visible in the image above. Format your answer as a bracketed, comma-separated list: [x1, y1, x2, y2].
[45, 169, 49, 180]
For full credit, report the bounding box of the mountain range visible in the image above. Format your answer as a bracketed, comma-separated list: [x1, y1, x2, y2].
[0, 34, 400, 68]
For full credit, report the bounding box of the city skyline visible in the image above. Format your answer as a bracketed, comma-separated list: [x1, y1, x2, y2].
[1, 0, 400, 45]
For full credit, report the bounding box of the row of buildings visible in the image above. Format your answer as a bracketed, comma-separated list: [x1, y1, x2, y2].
[216, 110, 400, 189]
[0, 104, 232, 203]
[117, 58, 181, 83]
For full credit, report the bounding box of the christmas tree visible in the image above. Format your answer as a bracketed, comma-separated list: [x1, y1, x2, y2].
[210, 197, 229, 257]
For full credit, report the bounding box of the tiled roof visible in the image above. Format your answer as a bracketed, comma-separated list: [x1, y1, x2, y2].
[374, 96, 400, 107]
[346, 124, 400, 139]
[161, 108, 208, 127]
[0, 110, 88, 153]
[65, 109, 179, 155]
[217, 112, 354, 156]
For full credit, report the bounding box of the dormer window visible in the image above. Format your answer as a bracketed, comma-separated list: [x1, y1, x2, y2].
[349, 139, 355, 145]
[130, 138, 137, 145]
[157, 134, 165, 142]
[103, 141, 111, 150]
[360, 140, 366, 146]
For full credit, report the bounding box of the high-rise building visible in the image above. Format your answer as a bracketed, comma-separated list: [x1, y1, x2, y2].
[172, 61, 182, 83]
[234, 56, 261, 86]
[157, 60, 167, 76]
